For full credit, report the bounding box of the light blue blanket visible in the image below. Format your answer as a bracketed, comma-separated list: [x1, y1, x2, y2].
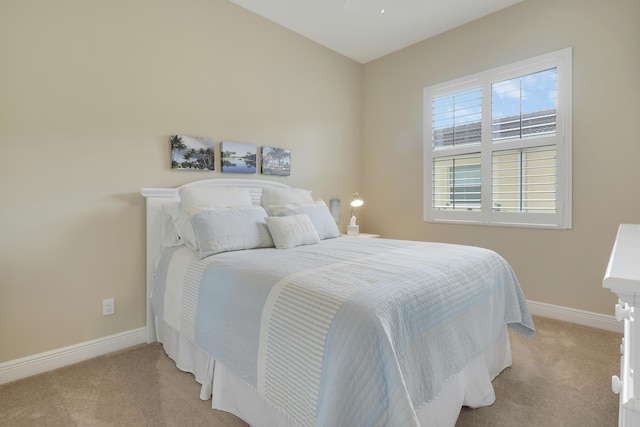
[152, 237, 534, 427]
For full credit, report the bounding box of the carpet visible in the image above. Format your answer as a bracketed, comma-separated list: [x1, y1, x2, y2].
[0, 316, 621, 426]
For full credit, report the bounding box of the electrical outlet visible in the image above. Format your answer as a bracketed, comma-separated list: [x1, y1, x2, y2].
[102, 298, 115, 316]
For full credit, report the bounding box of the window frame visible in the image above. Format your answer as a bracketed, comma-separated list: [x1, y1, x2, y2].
[423, 48, 572, 229]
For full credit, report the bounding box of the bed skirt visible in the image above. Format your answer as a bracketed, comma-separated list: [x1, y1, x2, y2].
[154, 316, 512, 427]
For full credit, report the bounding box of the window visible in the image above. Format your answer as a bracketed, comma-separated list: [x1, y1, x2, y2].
[423, 48, 572, 228]
[433, 156, 481, 210]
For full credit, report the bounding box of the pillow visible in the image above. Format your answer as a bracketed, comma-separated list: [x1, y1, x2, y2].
[190, 205, 274, 259]
[265, 214, 320, 249]
[179, 185, 253, 210]
[161, 202, 183, 247]
[174, 209, 199, 250]
[261, 186, 313, 208]
[266, 200, 341, 240]
[176, 185, 254, 250]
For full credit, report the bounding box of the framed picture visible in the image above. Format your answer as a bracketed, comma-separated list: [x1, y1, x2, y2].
[261, 146, 291, 176]
[170, 135, 215, 171]
[221, 141, 257, 174]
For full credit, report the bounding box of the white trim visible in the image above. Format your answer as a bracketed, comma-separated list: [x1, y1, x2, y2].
[527, 300, 622, 333]
[0, 301, 620, 386]
[0, 327, 146, 385]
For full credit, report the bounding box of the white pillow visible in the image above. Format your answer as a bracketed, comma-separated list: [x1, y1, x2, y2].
[161, 202, 183, 247]
[175, 185, 254, 250]
[174, 209, 199, 250]
[190, 205, 274, 259]
[179, 185, 253, 210]
[266, 200, 341, 240]
[265, 214, 320, 249]
[261, 187, 313, 208]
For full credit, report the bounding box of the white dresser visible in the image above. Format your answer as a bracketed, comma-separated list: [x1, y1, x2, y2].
[604, 224, 640, 427]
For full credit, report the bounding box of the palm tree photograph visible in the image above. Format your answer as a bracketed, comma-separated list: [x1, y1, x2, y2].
[170, 135, 215, 171]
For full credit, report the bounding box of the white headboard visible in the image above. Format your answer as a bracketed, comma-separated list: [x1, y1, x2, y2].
[140, 178, 290, 343]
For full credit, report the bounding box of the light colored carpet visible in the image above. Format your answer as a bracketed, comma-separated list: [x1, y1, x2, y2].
[456, 316, 620, 426]
[0, 316, 621, 426]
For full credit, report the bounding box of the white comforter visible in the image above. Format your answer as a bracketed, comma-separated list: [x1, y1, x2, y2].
[152, 236, 534, 427]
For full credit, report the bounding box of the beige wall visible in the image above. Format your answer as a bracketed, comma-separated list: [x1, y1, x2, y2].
[361, 0, 640, 315]
[3, 0, 639, 365]
[0, 0, 362, 362]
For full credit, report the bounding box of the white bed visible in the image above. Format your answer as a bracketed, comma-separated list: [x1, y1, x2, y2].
[141, 178, 534, 427]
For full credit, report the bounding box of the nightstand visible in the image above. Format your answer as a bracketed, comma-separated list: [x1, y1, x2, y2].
[346, 233, 380, 238]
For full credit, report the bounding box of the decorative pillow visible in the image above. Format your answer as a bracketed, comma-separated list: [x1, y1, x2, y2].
[190, 205, 274, 259]
[179, 185, 253, 210]
[265, 214, 320, 249]
[261, 186, 313, 208]
[266, 200, 341, 240]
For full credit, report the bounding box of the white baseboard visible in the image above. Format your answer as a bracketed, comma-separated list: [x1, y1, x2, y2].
[528, 300, 622, 333]
[0, 327, 146, 385]
[0, 301, 622, 386]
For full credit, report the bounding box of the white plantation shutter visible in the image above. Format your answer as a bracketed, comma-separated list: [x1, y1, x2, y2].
[424, 48, 572, 228]
[432, 87, 482, 148]
[433, 154, 481, 211]
[492, 68, 558, 141]
[492, 147, 557, 213]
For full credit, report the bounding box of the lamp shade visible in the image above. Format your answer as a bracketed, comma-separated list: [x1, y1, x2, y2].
[351, 192, 363, 207]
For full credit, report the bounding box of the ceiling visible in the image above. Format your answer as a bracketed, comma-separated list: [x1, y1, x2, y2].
[229, 0, 524, 64]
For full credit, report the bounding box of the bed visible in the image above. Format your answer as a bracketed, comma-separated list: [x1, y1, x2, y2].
[141, 178, 534, 427]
